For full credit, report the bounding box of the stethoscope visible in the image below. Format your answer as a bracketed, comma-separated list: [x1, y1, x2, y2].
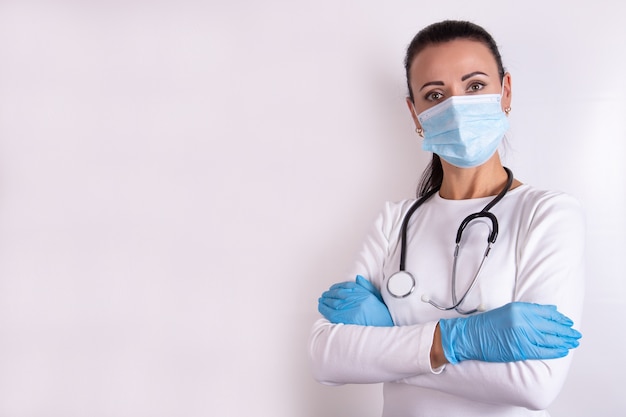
[385, 167, 513, 315]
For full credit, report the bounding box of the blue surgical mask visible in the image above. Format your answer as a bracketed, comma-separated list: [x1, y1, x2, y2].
[417, 94, 509, 168]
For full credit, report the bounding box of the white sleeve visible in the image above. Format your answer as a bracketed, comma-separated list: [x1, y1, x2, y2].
[308, 201, 442, 385]
[396, 192, 586, 410]
[309, 319, 439, 385]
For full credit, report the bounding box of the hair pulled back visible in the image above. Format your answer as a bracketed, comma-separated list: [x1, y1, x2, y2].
[404, 20, 506, 196]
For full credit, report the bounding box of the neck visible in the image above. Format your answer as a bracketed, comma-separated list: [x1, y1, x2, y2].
[438, 160, 512, 200]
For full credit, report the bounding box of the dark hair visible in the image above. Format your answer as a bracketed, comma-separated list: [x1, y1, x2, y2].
[404, 20, 506, 196]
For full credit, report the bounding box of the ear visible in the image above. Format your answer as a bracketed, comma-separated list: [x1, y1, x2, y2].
[405, 97, 422, 131]
[501, 72, 512, 111]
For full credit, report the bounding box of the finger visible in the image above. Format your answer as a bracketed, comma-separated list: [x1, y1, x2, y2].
[318, 297, 345, 310]
[322, 287, 369, 301]
[356, 275, 375, 292]
[318, 302, 332, 318]
[318, 303, 343, 322]
[318, 297, 366, 311]
[528, 316, 582, 340]
[526, 345, 572, 360]
[319, 294, 369, 310]
[529, 332, 581, 349]
[526, 303, 574, 326]
[355, 275, 383, 302]
[321, 288, 355, 300]
[328, 281, 358, 292]
[522, 326, 581, 351]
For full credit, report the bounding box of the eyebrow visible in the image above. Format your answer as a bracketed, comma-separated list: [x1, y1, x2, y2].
[419, 80, 444, 91]
[461, 71, 489, 81]
[419, 71, 490, 91]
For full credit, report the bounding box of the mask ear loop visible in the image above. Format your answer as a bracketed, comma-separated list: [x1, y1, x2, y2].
[410, 102, 424, 137]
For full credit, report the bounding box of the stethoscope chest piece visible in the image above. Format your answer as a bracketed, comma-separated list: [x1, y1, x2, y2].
[386, 271, 416, 298]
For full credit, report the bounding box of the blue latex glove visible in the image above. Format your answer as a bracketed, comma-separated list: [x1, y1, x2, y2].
[318, 275, 393, 326]
[439, 302, 582, 364]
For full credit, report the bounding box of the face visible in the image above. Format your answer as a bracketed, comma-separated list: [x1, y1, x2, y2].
[406, 39, 512, 130]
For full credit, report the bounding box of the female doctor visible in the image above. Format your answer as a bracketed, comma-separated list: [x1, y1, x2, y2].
[309, 20, 584, 416]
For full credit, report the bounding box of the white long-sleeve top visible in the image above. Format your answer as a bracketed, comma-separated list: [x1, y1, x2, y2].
[309, 184, 585, 416]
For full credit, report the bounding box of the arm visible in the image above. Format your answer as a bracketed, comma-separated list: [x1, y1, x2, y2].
[309, 201, 445, 384]
[430, 323, 447, 369]
[399, 192, 586, 409]
[309, 319, 440, 385]
[402, 354, 574, 410]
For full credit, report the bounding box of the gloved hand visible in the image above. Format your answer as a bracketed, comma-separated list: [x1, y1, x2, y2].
[439, 302, 582, 364]
[318, 275, 394, 327]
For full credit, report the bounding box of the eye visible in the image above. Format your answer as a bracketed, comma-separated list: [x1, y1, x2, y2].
[425, 91, 444, 102]
[467, 82, 485, 93]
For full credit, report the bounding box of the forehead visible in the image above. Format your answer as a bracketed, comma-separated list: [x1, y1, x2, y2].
[409, 39, 499, 84]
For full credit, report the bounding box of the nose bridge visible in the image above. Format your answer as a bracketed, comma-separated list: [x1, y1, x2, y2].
[448, 82, 465, 97]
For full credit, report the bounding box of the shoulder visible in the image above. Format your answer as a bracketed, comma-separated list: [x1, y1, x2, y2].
[511, 184, 583, 216]
[381, 199, 418, 217]
[372, 199, 419, 239]
[510, 185, 585, 235]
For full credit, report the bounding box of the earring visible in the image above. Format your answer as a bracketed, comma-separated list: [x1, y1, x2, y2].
[504, 106, 512, 115]
[416, 127, 424, 138]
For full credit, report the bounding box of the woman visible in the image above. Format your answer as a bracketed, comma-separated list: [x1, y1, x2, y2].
[309, 20, 584, 416]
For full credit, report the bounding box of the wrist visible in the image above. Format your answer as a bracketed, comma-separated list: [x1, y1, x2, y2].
[430, 322, 449, 369]
[438, 318, 463, 364]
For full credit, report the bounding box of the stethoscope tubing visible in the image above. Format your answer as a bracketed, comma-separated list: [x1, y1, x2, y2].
[388, 167, 514, 314]
[398, 186, 440, 271]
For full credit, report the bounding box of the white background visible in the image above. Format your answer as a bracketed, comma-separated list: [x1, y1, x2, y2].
[0, 1, 624, 416]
